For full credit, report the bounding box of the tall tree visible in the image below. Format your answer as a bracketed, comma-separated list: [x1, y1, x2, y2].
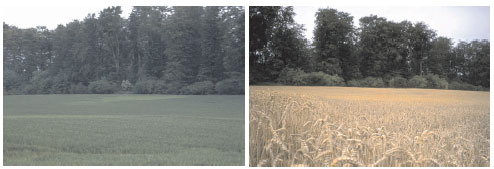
[313, 8, 359, 79]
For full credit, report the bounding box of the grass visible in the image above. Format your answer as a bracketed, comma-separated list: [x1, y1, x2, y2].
[250, 86, 489, 167]
[4, 94, 244, 166]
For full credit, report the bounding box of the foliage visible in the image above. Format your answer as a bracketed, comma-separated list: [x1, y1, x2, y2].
[215, 72, 244, 94]
[277, 68, 344, 86]
[388, 76, 408, 88]
[70, 83, 88, 94]
[3, 6, 245, 95]
[408, 76, 428, 88]
[346, 80, 361, 87]
[424, 74, 448, 89]
[180, 81, 215, 95]
[88, 79, 116, 94]
[121, 80, 133, 91]
[449, 81, 486, 91]
[248, 7, 489, 91]
[358, 77, 385, 88]
[276, 68, 307, 85]
[3, 69, 23, 92]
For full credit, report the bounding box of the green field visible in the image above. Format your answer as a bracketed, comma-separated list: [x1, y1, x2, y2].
[3, 95, 244, 166]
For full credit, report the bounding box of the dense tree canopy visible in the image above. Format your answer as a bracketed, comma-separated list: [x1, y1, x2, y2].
[4, 6, 245, 95]
[249, 7, 489, 91]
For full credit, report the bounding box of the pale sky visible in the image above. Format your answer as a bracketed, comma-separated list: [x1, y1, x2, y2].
[2, 6, 133, 29]
[293, 6, 490, 43]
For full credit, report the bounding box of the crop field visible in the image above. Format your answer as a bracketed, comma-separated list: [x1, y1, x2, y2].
[250, 86, 489, 167]
[4, 95, 244, 166]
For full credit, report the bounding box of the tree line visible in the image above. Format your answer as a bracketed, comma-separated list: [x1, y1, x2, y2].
[250, 7, 489, 91]
[4, 6, 245, 95]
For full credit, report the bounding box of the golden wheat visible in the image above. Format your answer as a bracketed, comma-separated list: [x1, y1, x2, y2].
[250, 86, 490, 167]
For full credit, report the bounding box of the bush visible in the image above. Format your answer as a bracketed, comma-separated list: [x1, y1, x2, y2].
[408, 76, 427, 88]
[134, 80, 156, 94]
[277, 68, 306, 85]
[121, 80, 133, 91]
[346, 80, 361, 87]
[424, 74, 448, 89]
[70, 83, 88, 94]
[163, 81, 181, 94]
[88, 79, 116, 94]
[449, 81, 485, 91]
[216, 78, 244, 94]
[302, 72, 344, 86]
[28, 70, 53, 94]
[50, 74, 71, 94]
[3, 69, 22, 92]
[388, 76, 408, 88]
[133, 80, 169, 94]
[180, 81, 215, 95]
[359, 77, 385, 88]
[277, 68, 344, 86]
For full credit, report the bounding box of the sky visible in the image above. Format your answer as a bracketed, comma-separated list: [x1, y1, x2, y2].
[2, 6, 133, 29]
[293, 6, 490, 43]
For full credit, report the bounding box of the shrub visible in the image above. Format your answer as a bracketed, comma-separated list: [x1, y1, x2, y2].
[359, 77, 385, 88]
[180, 81, 215, 95]
[88, 79, 116, 94]
[3, 69, 22, 92]
[134, 80, 156, 94]
[216, 78, 244, 94]
[50, 74, 71, 94]
[424, 74, 448, 89]
[121, 80, 133, 91]
[408, 76, 427, 88]
[388, 76, 408, 88]
[70, 83, 88, 94]
[346, 80, 361, 87]
[277, 68, 306, 85]
[449, 81, 485, 91]
[277, 68, 344, 86]
[303, 72, 345, 86]
[28, 70, 53, 94]
[163, 81, 181, 94]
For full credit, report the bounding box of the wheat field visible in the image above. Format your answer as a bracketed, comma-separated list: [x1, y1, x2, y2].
[249, 86, 489, 167]
[4, 95, 244, 165]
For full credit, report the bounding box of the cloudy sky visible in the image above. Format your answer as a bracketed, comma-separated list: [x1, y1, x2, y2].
[293, 6, 490, 43]
[2, 6, 133, 29]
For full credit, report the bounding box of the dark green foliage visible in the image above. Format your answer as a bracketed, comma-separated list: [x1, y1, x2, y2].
[302, 72, 345, 86]
[26, 71, 53, 94]
[88, 79, 117, 94]
[344, 78, 384, 88]
[133, 79, 167, 94]
[180, 81, 215, 95]
[408, 76, 428, 88]
[346, 80, 361, 87]
[215, 73, 244, 94]
[3, 6, 245, 95]
[359, 77, 385, 88]
[388, 76, 408, 88]
[449, 81, 486, 91]
[3, 69, 22, 92]
[277, 68, 344, 86]
[249, 6, 309, 83]
[424, 74, 449, 89]
[70, 83, 88, 94]
[249, 7, 489, 91]
[277, 68, 307, 85]
[313, 8, 358, 78]
[133, 80, 155, 94]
